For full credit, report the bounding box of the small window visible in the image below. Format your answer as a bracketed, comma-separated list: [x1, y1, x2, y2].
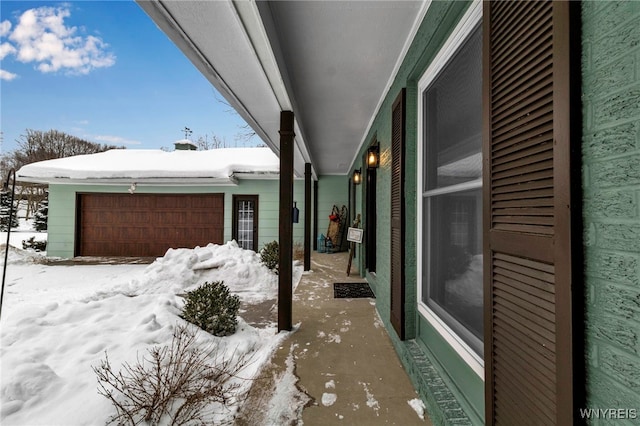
[421, 24, 483, 357]
[232, 195, 258, 251]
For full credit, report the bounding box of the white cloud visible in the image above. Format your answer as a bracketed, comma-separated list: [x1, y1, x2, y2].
[0, 42, 17, 60]
[0, 20, 11, 37]
[3, 6, 115, 75]
[93, 135, 142, 146]
[0, 69, 18, 81]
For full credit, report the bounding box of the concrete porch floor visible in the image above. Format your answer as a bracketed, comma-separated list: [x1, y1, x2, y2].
[238, 251, 432, 425]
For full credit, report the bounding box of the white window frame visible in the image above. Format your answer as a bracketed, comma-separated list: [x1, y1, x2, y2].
[416, 0, 484, 379]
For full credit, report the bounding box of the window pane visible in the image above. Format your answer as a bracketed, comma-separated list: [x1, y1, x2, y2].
[424, 25, 482, 191]
[237, 200, 254, 250]
[424, 188, 483, 354]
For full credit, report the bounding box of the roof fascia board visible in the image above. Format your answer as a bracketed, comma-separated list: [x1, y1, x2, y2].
[234, 0, 317, 180]
[252, 1, 317, 178]
[17, 177, 240, 186]
[231, 0, 292, 112]
[137, 0, 316, 180]
[348, 0, 432, 173]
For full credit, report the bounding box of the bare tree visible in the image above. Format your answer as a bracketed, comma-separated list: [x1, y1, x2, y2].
[2, 129, 122, 172]
[1, 129, 123, 219]
[194, 133, 229, 150]
[213, 92, 257, 145]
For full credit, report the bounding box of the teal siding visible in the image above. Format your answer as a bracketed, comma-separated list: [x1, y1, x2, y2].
[350, 1, 483, 424]
[582, 1, 640, 420]
[46, 180, 306, 258]
[316, 174, 349, 246]
[47, 185, 77, 258]
[221, 179, 306, 251]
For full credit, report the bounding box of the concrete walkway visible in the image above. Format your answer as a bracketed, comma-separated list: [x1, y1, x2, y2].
[238, 251, 431, 425]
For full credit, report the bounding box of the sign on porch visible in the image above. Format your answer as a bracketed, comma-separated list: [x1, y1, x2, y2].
[347, 227, 364, 243]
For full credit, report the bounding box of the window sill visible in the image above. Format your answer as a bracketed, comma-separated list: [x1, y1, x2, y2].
[418, 303, 484, 379]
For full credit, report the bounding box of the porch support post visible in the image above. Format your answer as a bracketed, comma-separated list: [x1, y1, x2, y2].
[278, 111, 295, 332]
[304, 163, 312, 271]
[313, 180, 318, 250]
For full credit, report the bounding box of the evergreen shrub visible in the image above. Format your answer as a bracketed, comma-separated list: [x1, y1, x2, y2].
[34, 195, 48, 231]
[260, 240, 279, 273]
[181, 281, 240, 337]
[0, 191, 19, 231]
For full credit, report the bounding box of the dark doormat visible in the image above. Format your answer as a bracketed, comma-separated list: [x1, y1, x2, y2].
[334, 282, 375, 299]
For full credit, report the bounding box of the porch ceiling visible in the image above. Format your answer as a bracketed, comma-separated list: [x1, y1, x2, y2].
[137, 0, 425, 176]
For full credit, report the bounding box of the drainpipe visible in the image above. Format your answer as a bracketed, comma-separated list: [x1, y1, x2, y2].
[1, 168, 16, 320]
[278, 111, 294, 332]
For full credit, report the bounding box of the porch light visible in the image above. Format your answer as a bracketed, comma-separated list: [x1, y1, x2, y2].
[353, 168, 362, 185]
[367, 144, 380, 168]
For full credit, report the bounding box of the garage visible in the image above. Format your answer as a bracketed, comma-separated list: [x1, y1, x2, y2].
[77, 193, 224, 257]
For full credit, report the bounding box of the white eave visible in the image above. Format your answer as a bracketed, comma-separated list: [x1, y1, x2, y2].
[16, 176, 241, 187]
[136, 0, 427, 177]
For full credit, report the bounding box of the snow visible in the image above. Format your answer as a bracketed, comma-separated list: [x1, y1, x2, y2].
[445, 254, 483, 307]
[16, 147, 279, 182]
[0, 237, 303, 425]
[360, 381, 380, 414]
[321, 392, 337, 406]
[262, 344, 310, 424]
[408, 398, 426, 420]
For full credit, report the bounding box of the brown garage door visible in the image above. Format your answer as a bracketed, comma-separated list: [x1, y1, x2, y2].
[77, 193, 224, 257]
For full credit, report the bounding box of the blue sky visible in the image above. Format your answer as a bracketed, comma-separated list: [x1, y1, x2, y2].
[0, 0, 253, 154]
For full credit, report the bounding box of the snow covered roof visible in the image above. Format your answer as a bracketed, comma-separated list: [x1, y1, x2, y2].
[16, 147, 280, 185]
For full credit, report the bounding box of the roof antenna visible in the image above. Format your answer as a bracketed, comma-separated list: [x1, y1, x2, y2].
[182, 127, 192, 140]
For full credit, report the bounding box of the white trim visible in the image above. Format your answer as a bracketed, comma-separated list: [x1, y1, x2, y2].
[422, 178, 482, 198]
[231, 1, 318, 179]
[16, 177, 240, 186]
[417, 1, 482, 90]
[349, 0, 432, 173]
[416, 0, 483, 378]
[419, 304, 484, 378]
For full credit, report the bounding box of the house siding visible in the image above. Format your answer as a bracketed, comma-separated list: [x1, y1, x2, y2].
[316, 175, 350, 250]
[349, 1, 640, 423]
[582, 1, 640, 420]
[352, 1, 483, 424]
[46, 180, 306, 258]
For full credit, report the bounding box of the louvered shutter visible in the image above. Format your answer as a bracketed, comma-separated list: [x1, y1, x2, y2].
[483, 1, 579, 424]
[391, 88, 406, 340]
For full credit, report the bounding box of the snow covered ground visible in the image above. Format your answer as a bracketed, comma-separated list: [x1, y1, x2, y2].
[0, 229, 303, 425]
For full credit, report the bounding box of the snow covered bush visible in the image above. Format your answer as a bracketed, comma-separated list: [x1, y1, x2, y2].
[33, 194, 48, 231]
[181, 281, 240, 337]
[94, 324, 247, 426]
[22, 236, 46, 252]
[260, 240, 279, 273]
[0, 191, 19, 231]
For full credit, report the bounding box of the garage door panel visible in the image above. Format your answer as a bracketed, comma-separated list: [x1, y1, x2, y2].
[155, 195, 181, 208]
[78, 194, 224, 257]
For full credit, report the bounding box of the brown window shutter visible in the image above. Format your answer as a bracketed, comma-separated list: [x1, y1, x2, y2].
[483, 1, 579, 424]
[391, 88, 406, 340]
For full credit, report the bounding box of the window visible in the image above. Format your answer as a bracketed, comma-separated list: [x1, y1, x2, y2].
[232, 195, 258, 251]
[418, 6, 483, 367]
